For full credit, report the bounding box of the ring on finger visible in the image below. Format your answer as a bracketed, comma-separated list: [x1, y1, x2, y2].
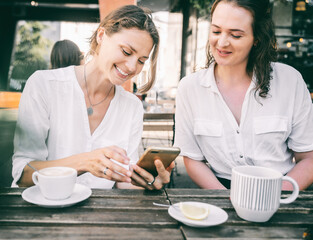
[103, 167, 109, 175]
[147, 176, 155, 186]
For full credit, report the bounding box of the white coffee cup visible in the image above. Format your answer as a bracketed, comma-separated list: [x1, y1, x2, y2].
[32, 167, 77, 200]
[230, 165, 299, 222]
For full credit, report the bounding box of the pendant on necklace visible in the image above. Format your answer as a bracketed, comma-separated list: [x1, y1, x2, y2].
[87, 107, 93, 116]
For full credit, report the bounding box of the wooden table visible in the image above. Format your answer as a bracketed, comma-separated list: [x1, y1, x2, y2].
[0, 188, 312, 239]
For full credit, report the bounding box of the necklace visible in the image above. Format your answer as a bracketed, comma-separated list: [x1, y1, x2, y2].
[84, 64, 114, 116]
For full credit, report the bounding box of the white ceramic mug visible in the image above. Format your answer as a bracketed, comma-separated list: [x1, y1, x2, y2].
[230, 165, 299, 222]
[32, 167, 77, 200]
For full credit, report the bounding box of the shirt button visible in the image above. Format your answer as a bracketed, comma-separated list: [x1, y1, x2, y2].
[239, 155, 243, 158]
[236, 130, 240, 134]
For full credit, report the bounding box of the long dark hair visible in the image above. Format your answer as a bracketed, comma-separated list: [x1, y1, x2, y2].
[89, 5, 159, 93]
[206, 0, 277, 98]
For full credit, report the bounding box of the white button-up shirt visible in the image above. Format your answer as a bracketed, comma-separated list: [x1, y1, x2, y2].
[174, 62, 313, 180]
[12, 66, 143, 188]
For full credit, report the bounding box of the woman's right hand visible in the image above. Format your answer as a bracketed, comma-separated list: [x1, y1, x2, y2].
[79, 145, 132, 183]
[18, 145, 132, 187]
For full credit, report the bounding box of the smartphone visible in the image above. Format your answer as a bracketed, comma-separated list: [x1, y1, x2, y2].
[137, 146, 181, 176]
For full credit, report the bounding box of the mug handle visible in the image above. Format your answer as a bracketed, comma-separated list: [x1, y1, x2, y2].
[32, 171, 39, 185]
[280, 176, 299, 204]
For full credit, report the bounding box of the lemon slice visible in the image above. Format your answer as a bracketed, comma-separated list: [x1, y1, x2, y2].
[179, 202, 209, 220]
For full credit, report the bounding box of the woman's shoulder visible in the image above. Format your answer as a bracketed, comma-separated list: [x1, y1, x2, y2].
[114, 86, 144, 117]
[179, 68, 211, 89]
[27, 66, 75, 85]
[116, 86, 142, 106]
[271, 62, 307, 92]
[272, 62, 303, 79]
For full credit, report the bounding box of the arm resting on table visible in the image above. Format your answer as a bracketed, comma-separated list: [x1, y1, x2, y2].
[284, 150, 313, 191]
[184, 156, 227, 190]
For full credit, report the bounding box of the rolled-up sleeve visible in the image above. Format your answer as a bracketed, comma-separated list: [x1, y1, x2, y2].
[12, 72, 50, 187]
[287, 73, 313, 152]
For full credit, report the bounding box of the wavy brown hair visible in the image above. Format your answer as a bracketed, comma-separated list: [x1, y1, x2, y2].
[89, 5, 159, 94]
[206, 0, 277, 98]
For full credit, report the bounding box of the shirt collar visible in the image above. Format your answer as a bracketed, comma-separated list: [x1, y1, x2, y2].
[200, 63, 257, 93]
[200, 63, 219, 92]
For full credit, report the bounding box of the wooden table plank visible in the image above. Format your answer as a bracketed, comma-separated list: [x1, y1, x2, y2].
[0, 226, 184, 240]
[224, 211, 313, 226]
[0, 188, 169, 208]
[180, 225, 308, 240]
[166, 197, 313, 213]
[0, 208, 177, 227]
[166, 189, 313, 198]
[0, 195, 171, 209]
[0, 188, 167, 197]
[91, 189, 167, 198]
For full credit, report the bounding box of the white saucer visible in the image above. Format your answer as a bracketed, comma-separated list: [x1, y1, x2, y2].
[22, 183, 92, 208]
[168, 201, 228, 227]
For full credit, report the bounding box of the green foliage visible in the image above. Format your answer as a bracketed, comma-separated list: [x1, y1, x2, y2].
[190, 0, 214, 17]
[11, 21, 52, 80]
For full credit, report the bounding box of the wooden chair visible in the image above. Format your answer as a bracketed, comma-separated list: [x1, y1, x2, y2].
[141, 112, 179, 188]
[142, 113, 175, 150]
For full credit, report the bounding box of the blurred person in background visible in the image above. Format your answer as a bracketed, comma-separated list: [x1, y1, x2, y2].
[50, 39, 84, 69]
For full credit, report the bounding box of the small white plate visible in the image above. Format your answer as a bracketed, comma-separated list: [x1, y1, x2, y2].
[22, 183, 92, 208]
[168, 201, 228, 227]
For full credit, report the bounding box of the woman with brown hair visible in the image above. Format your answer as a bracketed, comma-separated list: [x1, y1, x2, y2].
[13, 5, 173, 190]
[174, 0, 313, 190]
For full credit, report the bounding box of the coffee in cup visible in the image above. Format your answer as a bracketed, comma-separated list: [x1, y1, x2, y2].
[32, 166, 77, 200]
[230, 165, 299, 222]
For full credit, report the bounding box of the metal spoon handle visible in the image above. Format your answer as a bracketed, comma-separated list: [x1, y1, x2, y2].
[153, 202, 171, 207]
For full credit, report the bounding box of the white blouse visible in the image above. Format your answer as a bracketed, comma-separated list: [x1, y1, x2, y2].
[12, 66, 143, 188]
[174, 62, 313, 180]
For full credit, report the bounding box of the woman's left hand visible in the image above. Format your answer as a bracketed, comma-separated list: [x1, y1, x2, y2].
[130, 159, 175, 190]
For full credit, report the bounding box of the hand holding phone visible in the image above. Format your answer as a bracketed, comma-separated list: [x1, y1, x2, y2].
[137, 146, 180, 176]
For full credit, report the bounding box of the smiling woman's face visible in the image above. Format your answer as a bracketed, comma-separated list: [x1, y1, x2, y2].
[209, 1, 255, 69]
[96, 27, 154, 86]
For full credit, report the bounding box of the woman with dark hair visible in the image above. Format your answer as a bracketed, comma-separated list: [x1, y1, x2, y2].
[12, 5, 173, 190]
[50, 39, 84, 69]
[174, 0, 313, 190]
